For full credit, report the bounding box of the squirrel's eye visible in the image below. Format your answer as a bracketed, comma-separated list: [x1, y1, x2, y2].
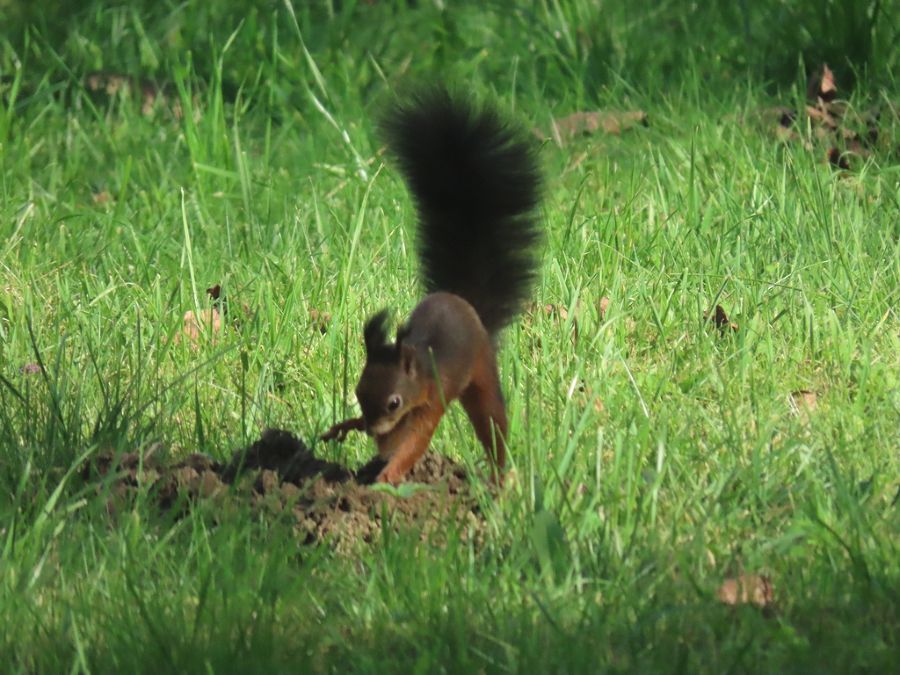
[387, 395, 402, 413]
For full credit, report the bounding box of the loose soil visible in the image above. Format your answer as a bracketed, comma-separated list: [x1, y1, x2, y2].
[81, 429, 489, 551]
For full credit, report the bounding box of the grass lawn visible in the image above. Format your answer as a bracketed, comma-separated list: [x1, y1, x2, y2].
[1, 1, 898, 672]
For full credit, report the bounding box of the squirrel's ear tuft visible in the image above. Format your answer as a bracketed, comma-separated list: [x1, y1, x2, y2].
[399, 342, 418, 377]
[363, 309, 392, 357]
[396, 320, 411, 345]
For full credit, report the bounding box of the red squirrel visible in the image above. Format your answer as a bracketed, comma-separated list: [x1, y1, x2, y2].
[322, 88, 542, 485]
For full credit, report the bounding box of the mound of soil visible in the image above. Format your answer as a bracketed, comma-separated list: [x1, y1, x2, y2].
[81, 429, 489, 551]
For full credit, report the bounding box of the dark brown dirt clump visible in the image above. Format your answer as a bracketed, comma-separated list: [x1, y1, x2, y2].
[81, 429, 489, 551]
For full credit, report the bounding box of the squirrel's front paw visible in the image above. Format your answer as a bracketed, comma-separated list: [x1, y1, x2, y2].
[321, 417, 365, 442]
[376, 465, 406, 486]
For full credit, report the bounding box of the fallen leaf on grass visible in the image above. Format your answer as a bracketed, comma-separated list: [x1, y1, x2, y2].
[85, 70, 200, 121]
[789, 389, 818, 424]
[806, 103, 840, 130]
[543, 303, 569, 320]
[717, 574, 775, 609]
[705, 304, 738, 334]
[539, 110, 648, 144]
[540, 302, 580, 345]
[598, 296, 610, 320]
[760, 65, 889, 173]
[173, 284, 239, 348]
[806, 64, 837, 103]
[85, 71, 131, 96]
[309, 308, 332, 334]
[179, 308, 223, 348]
[575, 382, 606, 415]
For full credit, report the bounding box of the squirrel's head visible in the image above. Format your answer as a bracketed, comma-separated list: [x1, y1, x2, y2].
[355, 310, 425, 437]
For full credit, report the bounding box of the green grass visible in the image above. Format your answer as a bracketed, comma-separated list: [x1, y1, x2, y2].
[1, 1, 898, 672]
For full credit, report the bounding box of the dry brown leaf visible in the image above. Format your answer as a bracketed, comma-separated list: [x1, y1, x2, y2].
[541, 303, 580, 345]
[206, 283, 244, 325]
[172, 283, 232, 347]
[717, 574, 775, 609]
[179, 307, 223, 348]
[790, 389, 818, 424]
[705, 304, 738, 334]
[85, 71, 130, 96]
[763, 65, 889, 175]
[543, 303, 568, 320]
[820, 65, 837, 101]
[138, 79, 166, 116]
[544, 110, 648, 143]
[85, 70, 201, 121]
[598, 296, 610, 320]
[574, 382, 605, 416]
[806, 104, 839, 130]
[807, 64, 837, 103]
[309, 308, 332, 334]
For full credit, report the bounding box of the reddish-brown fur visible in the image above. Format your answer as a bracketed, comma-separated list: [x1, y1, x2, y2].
[322, 293, 508, 485]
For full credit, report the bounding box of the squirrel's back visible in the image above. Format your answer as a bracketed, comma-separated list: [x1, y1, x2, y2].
[381, 88, 542, 336]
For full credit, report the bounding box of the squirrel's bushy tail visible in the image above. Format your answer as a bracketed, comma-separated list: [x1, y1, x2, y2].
[381, 88, 542, 336]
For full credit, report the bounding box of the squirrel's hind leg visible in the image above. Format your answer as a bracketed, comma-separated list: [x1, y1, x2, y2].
[460, 368, 508, 479]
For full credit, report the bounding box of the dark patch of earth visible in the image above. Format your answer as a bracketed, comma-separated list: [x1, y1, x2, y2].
[81, 429, 489, 551]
